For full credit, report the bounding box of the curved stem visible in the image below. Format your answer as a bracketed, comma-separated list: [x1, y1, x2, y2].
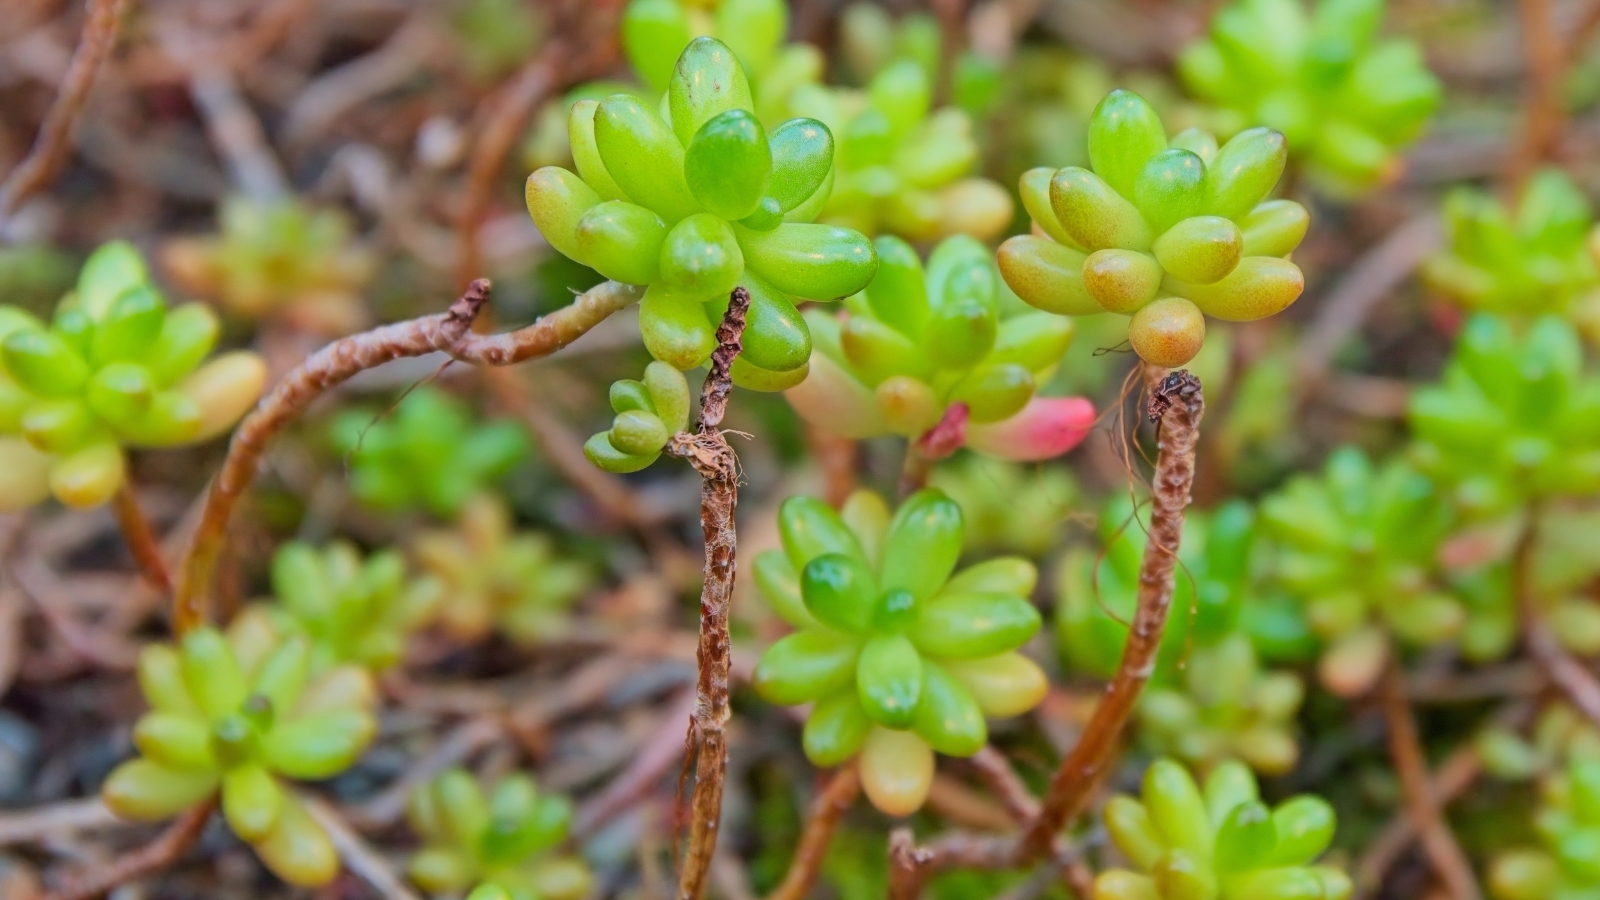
[0, 0, 129, 217]
[111, 485, 172, 593]
[1014, 369, 1203, 860]
[764, 764, 861, 900]
[41, 799, 214, 900]
[1515, 507, 1600, 727]
[667, 287, 750, 900]
[1378, 656, 1482, 900]
[173, 278, 641, 636]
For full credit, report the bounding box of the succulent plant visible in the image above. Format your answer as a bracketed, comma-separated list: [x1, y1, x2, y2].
[1408, 313, 1600, 515]
[584, 360, 691, 473]
[0, 241, 265, 511]
[928, 455, 1080, 558]
[526, 36, 878, 391]
[792, 57, 1014, 243]
[999, 90, 1308, 367]
[102, 623, 378, 886]
[784, 234, 1096, 462]
[1136, 633, 1304, 776]
[1260, 446, 1458, 695]
[238, 540, 442, 673]
[330, 386, 530, 520]
[407, 768, 592, 900]
[752, 488, 1049, 815]
[161, 196, 375, 335]
[1178, 0, 1441, 195]
[1095, 758, 1352, 900]
[411, 494, 591, 644]
[1489, 758, 1600, 900]
[1423, 168, 1600, 342]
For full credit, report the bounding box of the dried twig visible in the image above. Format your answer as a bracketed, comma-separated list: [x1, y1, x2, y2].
[41, 800, 213, 900]
[764, 764, 860, 900]
[1296, 214, 1442, 387]
[173, 278, 642, 634]
[302, 794, 423, 900]
[1014, 370, 1204, 859]
[1506, 0, 1566, 190]
[110, 486, 171, 594]
[887, 373, 1203, 899]
[664, 286, 751, 900]
[1354, 697, 1536, 898]
[346, 715, 504, 831]
[967, 746, 1039, 823]
[0, 0, 129, 219]
[0, 799, 118, 846]
[1378, 659, 1482, 900]
[1515, 510, 1600, 727]
[576, 687, 699, 838]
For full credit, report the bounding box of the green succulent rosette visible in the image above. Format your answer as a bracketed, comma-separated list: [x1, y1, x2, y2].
[411, 494, 591, 644]
[999, 90, 1308, 368]
[1095, 758, 1351, 900]
[752, 488, 1048, 816]
[1489, 758, 1600, 900]
[928, 455, 1079, 558]
[584, 361, 691, 473]
[1057, 497, 1303, 774]
[1178, 0, 1441, 195]
[0, 241, 266, 511]
[330, 386, 531, 520]
[1260, 446, 1459, 696]
[236, 540, 442, 673]
[161, 195, 375, 335]
[784, 234, 1096, 461]
[526, 36, 878, 391]
[791, 59, 1013, 244]
[102, 623, 378, 887]
[1408, 314, 1600, 515]
[621, 0, 821, 126]
[1423, 168, 1600, 341]
[407, 768, 592, 900]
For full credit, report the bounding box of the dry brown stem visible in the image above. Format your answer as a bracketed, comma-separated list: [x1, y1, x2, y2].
[110, 486, 171, 594]
[967, 746, 1039, 823]
[1515, 510, 1600, 727]
[301, 794, 423, 900]
[0, 0, 129, 218]
[173, 278, 642, 635]
[1015, 369, 1204, 859]
[1378, 658, 1482, 900]
[1506, 0, 1566, 190]
[887, 372, 1202, 899]
[1296, 214, 1442, 387]
[665, 286, 750, 900]
[41, 799, 213, 900]
[1354, 697, 1537, 898]
[763, 764, 860, 900]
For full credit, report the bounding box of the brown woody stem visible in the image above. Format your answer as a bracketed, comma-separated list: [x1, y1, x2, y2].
[1515, 507, 1600, 727]
[0, 0, 129, 217]
[666, 286, 750, 900]
[41, 799, 214, 900]
[1378, 657, 1483, 900]
[764, 763, 861, 900]
[173, 278, 641, 635]
[887, 372, 1203, 899]
[1014, 369, 1203, 860]
[110, 485, 172, 594]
